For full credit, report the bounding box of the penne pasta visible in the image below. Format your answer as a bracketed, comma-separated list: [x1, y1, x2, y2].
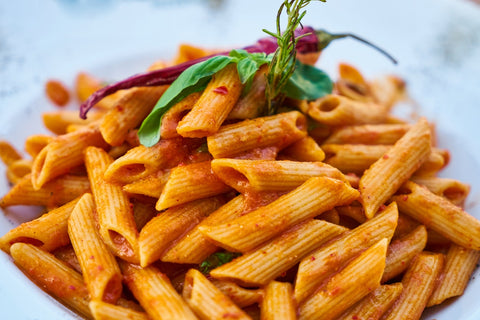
[156, 161, 231, 211]
[392, 181, 480, 250]
[278, 136, 325, 162]
[260, 280, 296, 320]
[68, 193, 123, 303]
[200, 177, 359, 253]
[161, 195, 247, 264]
[139, 196, 224, 267]
[10, 243, 92, 319]
[228, 65, 268, 120]
[297, 238, 388, 320]
[359, 117, 431, 218]
[294, 202, 398, 304]
[211, 159, 348, 193]
[100, 86, 168, 146]
[89, 300, 150, 320]
[122, 263, 198, 320]
[183, 268, 251, 320]
[323, 123, 411, 145]
[0, 197, 80, 253]
[410, 176, 470, 207]
[382, 225, 427, 283]
[104, 137, 200, 185]
[210, 279, 263, 308]
[427, 244, 480, 306]
[210, 219, 346, 286]
[338, 283, 403, 320]
[84, 146, 139, 263]
[0, 173, 89, 208]
[177, 63, 243, 138]
[207, 111, 307, 158]
[31, 125, 108, 190]
[308, 94, 389, 126]
[381, 252, 444, 320]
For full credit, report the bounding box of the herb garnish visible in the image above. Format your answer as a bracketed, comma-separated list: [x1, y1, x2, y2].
[199, 251, 241, 274]
[262, 0, 326, 114]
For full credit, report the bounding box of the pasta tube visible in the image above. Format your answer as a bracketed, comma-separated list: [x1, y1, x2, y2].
[206, 111, 307, 158]
[260, 280, 296, 320]
[359, 117, 431, 218]
[183, 268, 251, 320]
[211, 159, 348, 193]
[392, 181, 480, 250]
[68, 193, 123, 303]
[84, 146, 139, 263]
[297, 238, 388, 320]
[294, 202, 398, 303]
[200, 177, 359, 252]
[122, 263, 198, 320]
[10, 243, 92, 319]
[210, 219, 346, 286]
[177, 63, 243, 138]
[381, 252, 444, 320]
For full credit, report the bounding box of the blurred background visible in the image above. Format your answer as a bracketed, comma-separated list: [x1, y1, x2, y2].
[0, 0, 480, 319]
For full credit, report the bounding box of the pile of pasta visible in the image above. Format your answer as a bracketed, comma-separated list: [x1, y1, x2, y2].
[1, 44, 479, 320]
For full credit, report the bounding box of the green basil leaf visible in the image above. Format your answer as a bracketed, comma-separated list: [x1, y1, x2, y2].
[138, 55, 234, 147]
[282, 61, 333, 101]
[199, 251, 241, 274]
[237, 58, 260, 87]
[229, 48, 250, 61]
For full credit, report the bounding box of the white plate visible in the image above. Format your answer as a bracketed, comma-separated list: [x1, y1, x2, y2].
[1, 0, 480, 319]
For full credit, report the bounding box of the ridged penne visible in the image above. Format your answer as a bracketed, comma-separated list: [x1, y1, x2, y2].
[0, 173, 89, 208]
[161, 195, 247, 264]
[392, 181, 480, 250]
[211, 159, 348, 193]
[0, 140, 22, 166]
[308, 94, 389, 126]
[156, 161, 231, 211]
[160, 92, 200, 139]
[278, 136, 325, 162]
[123, 170, 171, 198]
[382, 225, 427, 283]
[338, 283, 403, 320]
[68, 193, 123, 303]
[207, 111, 307, 158]
[24, 134, 53, 158]
[410, 176, 470, 207]
[210, 219, 347, 286]
[42, 110, 103, 135]
[381, 252, 444, 320]
[100, 86, 168, 146]
[294, 202, 398, 304]
[200, 177, 359, 253]
[183, 269, 251, 320]
[260, 280, 296, 320]
[210, 219, 346, 286]
[323, 123, 411, 145]
[0, 197, 80, 253]
[228, 65, 267, 120]
[177, 64, 243, 138]
[84, 146, 139, 263]
[139, 196, 224, 267]
[104, 137, 196, 185]
[297, 238, 388, 320]
[10, 243, 92, 319]
[359, 118, 431, 218]
[427, 244, 480, 306]
[210, 279, 263, 308]
[122, 263, 198, 320]
[31, 125, 108, 190]
[89, 300, 150, 320]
